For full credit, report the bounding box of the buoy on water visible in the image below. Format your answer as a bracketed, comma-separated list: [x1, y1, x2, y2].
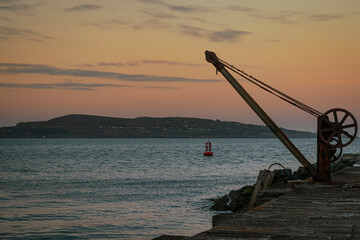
[204, 141, 213, 156]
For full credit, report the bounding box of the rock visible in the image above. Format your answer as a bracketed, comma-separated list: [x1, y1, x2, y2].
[210, 186, 254, 212]
[228, 185, 253, 212]
[272, 169, 293, 183]
[210, 198, 230, 211]
[229, 193, 251, 212]
[210, 194, 229, 204]
[292, 166, 312, 180]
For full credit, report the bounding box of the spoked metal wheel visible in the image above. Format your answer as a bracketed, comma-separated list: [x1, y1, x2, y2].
[329, 138, 343, 162]
[319, 108, 358, 148]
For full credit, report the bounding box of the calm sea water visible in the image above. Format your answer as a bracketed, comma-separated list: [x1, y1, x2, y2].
[1, 138, 359, 239]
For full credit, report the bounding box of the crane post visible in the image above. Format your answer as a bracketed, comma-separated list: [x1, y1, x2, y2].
[205, 50, 317, 177]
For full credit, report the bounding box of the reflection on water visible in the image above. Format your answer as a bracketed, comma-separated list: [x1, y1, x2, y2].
[0, 138, 359, 239]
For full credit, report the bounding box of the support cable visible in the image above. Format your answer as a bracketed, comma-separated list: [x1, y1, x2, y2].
[217, 58, 323, 117]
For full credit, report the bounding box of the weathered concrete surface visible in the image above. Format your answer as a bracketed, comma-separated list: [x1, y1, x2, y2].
[192, 166, 360, 239]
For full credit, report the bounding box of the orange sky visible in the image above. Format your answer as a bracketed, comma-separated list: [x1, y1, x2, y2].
[0, 0, 359, 133]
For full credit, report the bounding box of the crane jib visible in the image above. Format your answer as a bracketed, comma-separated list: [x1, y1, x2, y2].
[205, 50, 318, 177]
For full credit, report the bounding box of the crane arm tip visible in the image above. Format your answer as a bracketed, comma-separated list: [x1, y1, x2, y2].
[205, 50, 218, 64]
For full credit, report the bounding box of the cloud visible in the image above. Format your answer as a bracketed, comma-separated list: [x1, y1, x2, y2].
[0, 82, 129, 91]
[66, 4, 103, 12]
[223, 5, 299, 24]
[187, 16, 209, 23]
[98, 62, 125, 67]
[223, 5, 256, 12]
[223, 4, 302, 24]
[224, 5, 348, 24]
[0, 4, 34, 11]
[79, 18, 128, 30]
[142, 85, 178, 90]
[141, 60, 205, 66]
[140, 9, 178, 20]
[168, 5, 196, 12]
[137, 0, 163, 4]
[0, 0, 41, 12]
[178, 25, 251, 42]
[179, 25, 207, 37]
[249, 11, 302, 24]
[79, 3, 242, 43]
[0, 81, 180, 91]
[85, 17, 250, 42]
[209, 30, 251, 42]
[137, 0, 212, 13]
[98, 60, 205, 67]
[132, 18, 172, 30]
[0, 0, 21, 3]
[0, 63, 219, 83]
[309, 14, 342, 21]
[0, 16, 13, 22]
[168, 4, 213, 14]
[77, 63, 95, 68]
[262, 12, 346, 23]
[0, 26, 51, 42]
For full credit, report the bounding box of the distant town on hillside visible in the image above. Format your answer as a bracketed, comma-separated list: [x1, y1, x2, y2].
[0, 114, 316, 138]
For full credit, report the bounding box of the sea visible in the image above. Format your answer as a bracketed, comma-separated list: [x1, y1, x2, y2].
[1, 138, 359, 239]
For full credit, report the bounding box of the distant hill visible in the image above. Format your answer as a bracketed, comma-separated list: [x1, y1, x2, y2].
[0, 114, 316, 138]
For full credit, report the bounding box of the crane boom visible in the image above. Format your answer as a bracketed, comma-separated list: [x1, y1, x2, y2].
[205, 50, 318, 177]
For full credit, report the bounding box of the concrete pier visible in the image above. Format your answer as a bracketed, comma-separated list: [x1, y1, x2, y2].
[192, 166, 360, 239]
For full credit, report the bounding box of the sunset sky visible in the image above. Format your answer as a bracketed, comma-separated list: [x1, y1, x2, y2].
[1, 0, 359, 133]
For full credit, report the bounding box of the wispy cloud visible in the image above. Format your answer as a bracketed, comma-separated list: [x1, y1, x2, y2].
[142, 60, 204, 66]
[179, 25, 207, 37]
[167, 4, 212, 13]
[0, 0, 41, 12]
[0, 63, 219, 83]
[261, 11, 347, 23]
[168, 5, 193, 12]
[66, 4, 103, 12]
[79, 2, 246, 43]
[249, 11, 302, 24]
[0, 82, 129, 91]
[97, 59, 205, 67]
[179, 25, 251, 42]
[0, 26, 51, 42]
[140, 8, 211, 26]
[98, 62, 126, 67]
[140, 9, 178, 20]
[137, 0, 163, 4]
[82, 17, 251, 42]
[132, 18, 172, 30]
[309, 14, 342, 21]
[142, 85, 178, 90]
[223, 5, 256, 13]
[209, 30, 251, 42]
[137, 0, 212, 13]
[79, 18, 128, 30]
[0, 81, 180, 91]
[223, 5, 349, 24]
[0, 16, 13, 22]
[0, 4, 34, 11]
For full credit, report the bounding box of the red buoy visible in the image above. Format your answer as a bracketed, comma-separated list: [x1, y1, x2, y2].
[204, 141, 213, 156]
